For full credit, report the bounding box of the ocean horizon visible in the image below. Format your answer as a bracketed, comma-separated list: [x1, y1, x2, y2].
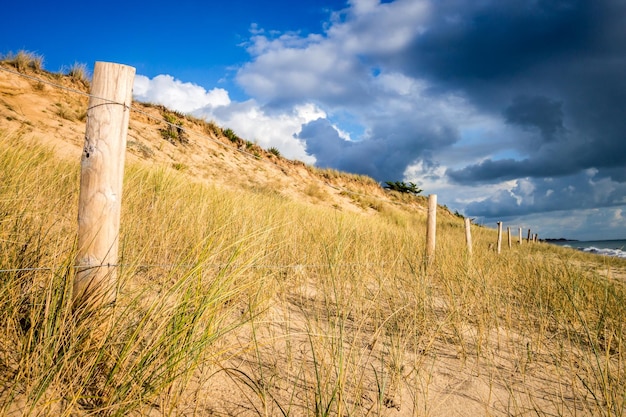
[547, 239, 626, 259]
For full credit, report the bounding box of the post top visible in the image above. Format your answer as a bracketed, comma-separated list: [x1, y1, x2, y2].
[94, 61, 136, 74]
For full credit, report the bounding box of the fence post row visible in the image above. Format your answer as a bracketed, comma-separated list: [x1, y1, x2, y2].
[507, 226, 512, 249]
[464, 218, 472, 257]
[496, 222, 503, 254]
[490, 223, 540, 252]
[64, 62, 538, 300]
[426, 194, 437, 265]
[74, 62, 136, 310]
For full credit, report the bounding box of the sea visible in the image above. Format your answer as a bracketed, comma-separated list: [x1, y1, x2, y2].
[547, 239, 626, 259]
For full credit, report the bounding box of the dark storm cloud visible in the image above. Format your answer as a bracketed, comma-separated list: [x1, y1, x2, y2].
[401, 0, 592, 83]
[298, 119, 349, 170]
[503, 95, 564, 142]
[446, 149, 585, 185]
[298, 116, 457, 182]
[598, 167, 626, 183]
[297, 118, 414, 182]
[464, 171, 626, 218]
[399, 0, 626, 203]
[447, 158, 533, 184]
[236, 0, 626, 224]
[326, 0, 626, 193]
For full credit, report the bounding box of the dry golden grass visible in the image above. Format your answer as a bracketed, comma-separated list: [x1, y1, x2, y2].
[0, 58, 398, 215]
[1, 50, 44, 72]
[1, 55, 625, 416]
[1, 130, 625, 416]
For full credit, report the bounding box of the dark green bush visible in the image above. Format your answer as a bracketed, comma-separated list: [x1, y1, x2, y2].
[383, 181, 422, 195]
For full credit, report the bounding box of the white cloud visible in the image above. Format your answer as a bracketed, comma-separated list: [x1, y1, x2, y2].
[237, 0, 429, 106]
[331, 0, 430, 55]
[332, 124, 353, 141]
[133, 74, 230, 113]
[348, 0, 379, 15]
[132, 73, 323, 162]
[238, 40, 362, 104]
[374, 72, 419, 96]
[195, 101, 323, 163]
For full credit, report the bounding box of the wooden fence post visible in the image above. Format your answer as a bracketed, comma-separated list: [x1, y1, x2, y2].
[464, 218, 472, 257]
[426, 194, 437, 265]
[507, 226, 512, 249]
[519, 227, 523, 245]
[74, 62, 135, 310]
[496, 222, 503, 254]
[527, 229, 532, 243]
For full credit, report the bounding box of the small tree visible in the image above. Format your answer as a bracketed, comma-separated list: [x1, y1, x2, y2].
[223, 128, 239, 142]
[383, 181, 422, 195]
[267, 147, 281, 157]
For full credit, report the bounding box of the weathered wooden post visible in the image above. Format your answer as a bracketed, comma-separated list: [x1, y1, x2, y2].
[519, 227, 523, 245]
[507, 226, 512, 249]
[527, 228, 532, 243]
[74, 62, 135, 310]
[496, 222, 503, 254]
[426, 194, 437, 265]
[464, 218, 472, 257]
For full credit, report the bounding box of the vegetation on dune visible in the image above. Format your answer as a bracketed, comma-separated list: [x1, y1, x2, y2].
[1, 131, 625, 416]
[307, 165, 380, 189]
[1, 50, 44, 72]
[0, 51, 89, 88]
[267, 146, 281, 157]
[65, 62, 90, 86]
[223, 127, 239, 143]
[383, 181, 423, 195]
[161, 111, 189, 145]
[1, 52, 626, 416]
[0, 51, 385, 195]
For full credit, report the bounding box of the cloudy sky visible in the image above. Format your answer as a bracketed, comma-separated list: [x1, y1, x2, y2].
[3, 0, 626, 240]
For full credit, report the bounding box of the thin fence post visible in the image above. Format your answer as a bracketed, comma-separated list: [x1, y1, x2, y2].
[465, 218, 472, 257]
[507, 226, 512, 249]
[527, 229, 532, 243]
[496, 222, 503, 254]
[426, 194, 437, 266]
[519, 227, 523, 245]
[74, 62, 136, 310]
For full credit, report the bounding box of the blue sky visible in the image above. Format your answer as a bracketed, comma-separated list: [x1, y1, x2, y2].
[3, 0, 626, 241]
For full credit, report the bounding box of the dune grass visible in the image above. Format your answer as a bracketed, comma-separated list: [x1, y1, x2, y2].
[1, 130, 625, 416]
[1, 51, 44, 73]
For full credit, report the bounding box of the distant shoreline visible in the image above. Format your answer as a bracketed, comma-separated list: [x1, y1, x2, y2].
[545, 238, 626, 243]
[545, 238, 626, 259]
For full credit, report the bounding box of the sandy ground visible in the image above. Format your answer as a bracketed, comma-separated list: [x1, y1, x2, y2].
[0, 64, 414, 219]
[2, 64, 624, 416]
